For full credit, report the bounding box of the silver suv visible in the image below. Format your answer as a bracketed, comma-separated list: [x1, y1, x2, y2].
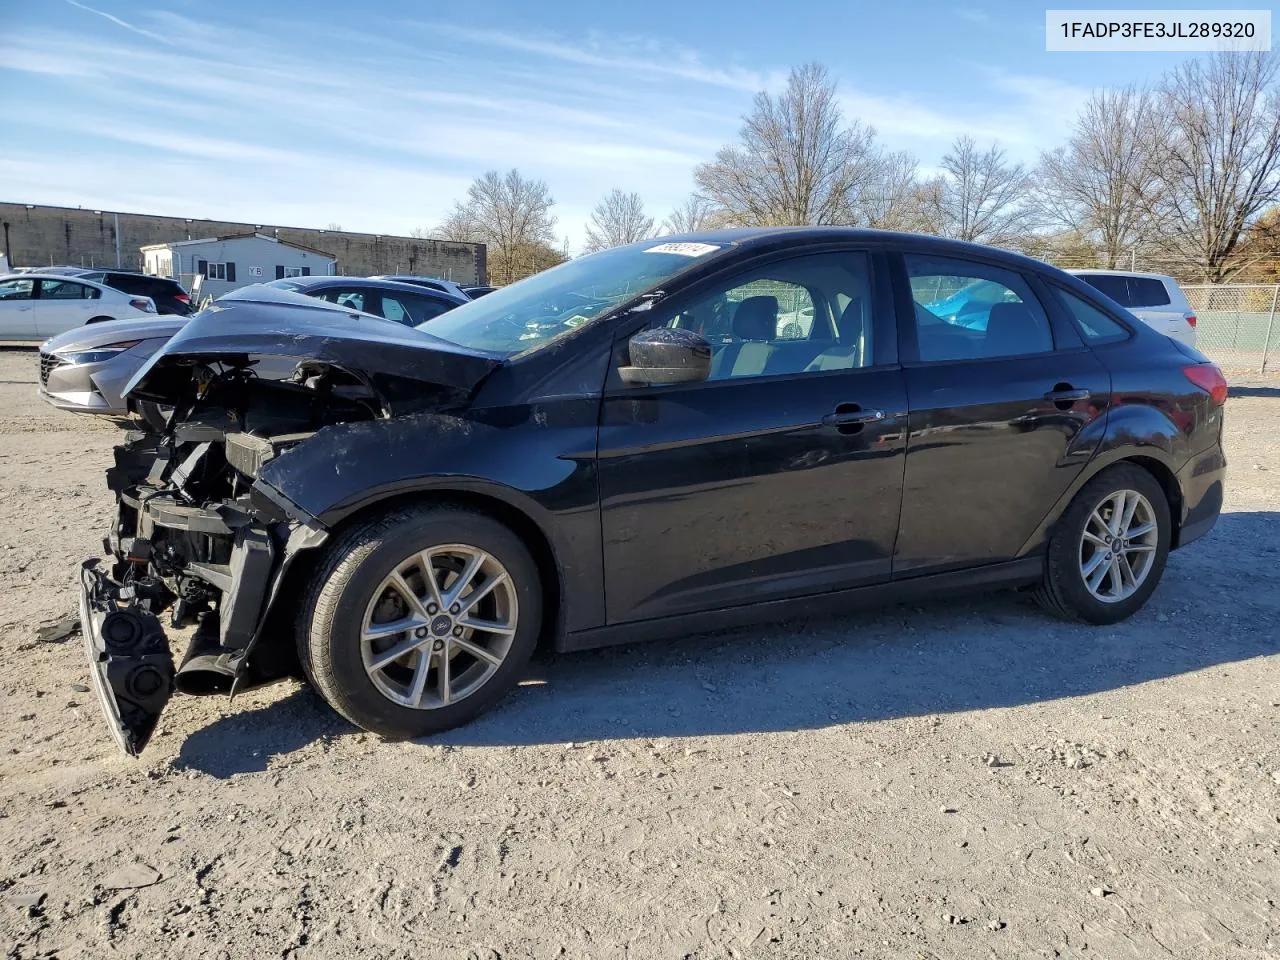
[1068, 270, 1197, 347]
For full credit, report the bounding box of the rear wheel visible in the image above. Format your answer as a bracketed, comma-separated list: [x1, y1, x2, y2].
[298, 506, 542, 738]
[87, 315, 115, 324]
[1035, 464, 1171, 624]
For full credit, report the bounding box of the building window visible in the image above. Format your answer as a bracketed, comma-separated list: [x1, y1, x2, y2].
[206, 262, 227, 281]
[283, 266, 304, 278]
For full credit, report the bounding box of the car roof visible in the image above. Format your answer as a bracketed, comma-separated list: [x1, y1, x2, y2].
[651, 226, 1057, 273]
[1067, 269, 1179, 283]
[0, 271, 110, 287]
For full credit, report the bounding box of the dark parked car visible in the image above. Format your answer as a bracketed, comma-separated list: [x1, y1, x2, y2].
[265, 275, 466, 324]
[78, 229, 1226, 755]
[44, 267, 193, 316]
[461, 284, 497, 298]
[370, 274, 472, 300]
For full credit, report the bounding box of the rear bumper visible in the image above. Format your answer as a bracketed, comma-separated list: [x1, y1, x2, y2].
[1175, 442, 1225, 548]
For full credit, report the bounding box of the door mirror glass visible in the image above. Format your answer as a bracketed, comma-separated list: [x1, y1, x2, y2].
[619, 328, 711, 386]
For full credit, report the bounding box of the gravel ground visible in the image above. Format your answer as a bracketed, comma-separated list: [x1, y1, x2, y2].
[0, 348, 1276, 959]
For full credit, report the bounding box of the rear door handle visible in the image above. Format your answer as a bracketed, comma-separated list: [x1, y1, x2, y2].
[1043, 387, 1090, 403]
[822, 403, 885, 434]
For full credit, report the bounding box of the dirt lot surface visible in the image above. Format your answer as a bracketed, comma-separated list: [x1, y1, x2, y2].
[0, 348, 1276, 959]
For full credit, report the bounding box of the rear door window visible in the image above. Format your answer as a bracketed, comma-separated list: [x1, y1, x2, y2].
[38, 279, 99, 300]
[1076, 274, 1131, 304]
[906, 255, 1054, 361]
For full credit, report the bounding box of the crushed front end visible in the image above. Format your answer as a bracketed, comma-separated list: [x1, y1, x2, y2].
[77, 290, 499, 754]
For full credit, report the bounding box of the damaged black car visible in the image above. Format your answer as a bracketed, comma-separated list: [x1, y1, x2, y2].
[81, 230, 1226, 754]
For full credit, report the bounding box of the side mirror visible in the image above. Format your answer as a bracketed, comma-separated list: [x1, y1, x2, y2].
[618, 328, 711, 386]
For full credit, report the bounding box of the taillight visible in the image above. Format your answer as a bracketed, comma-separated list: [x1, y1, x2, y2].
[174, 293, 191, 304]
[129, 298, 155, 313]
[1186, 314, 1197, 328]
[1183, 363, 1227, 406]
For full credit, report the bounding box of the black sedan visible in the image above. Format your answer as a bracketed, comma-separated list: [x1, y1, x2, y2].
[78, 228, 1226, 753]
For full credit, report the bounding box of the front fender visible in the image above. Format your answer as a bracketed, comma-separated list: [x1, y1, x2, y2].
[255, 406, 604, 633]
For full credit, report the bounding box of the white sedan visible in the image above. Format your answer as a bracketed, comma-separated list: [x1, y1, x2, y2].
[0, 273, 156, 341]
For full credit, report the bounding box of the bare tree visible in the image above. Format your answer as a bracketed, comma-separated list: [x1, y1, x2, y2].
[1035, 87, 1164, 268]
[694, 63, 880, 226]
[583, 190, 655, 252]
[1151, 51, 1280, 281]
[926, 136, 1033, 245]
[661, 194, 718, 234]
[858, 150, 931, 231]
[436, 169, 558, 284]
[324, 222, 343, 232]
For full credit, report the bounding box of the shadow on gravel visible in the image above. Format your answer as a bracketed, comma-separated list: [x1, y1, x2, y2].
[174, 682, 352, 778]
[1229, 386, 1280, 398]
[174, 511, 1279, 770]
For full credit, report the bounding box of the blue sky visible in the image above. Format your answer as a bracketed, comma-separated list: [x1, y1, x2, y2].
[0, 0, 1205, 251]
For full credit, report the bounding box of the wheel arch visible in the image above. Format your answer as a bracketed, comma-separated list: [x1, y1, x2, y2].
[1021, 446, 1187, 557]
[319, 482, 565, 653]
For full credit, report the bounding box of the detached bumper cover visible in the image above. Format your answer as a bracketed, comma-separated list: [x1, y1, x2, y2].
[79, 559, 175, 756]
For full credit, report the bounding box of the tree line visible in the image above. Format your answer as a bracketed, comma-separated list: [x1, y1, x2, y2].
[427, 52, 1280, 285]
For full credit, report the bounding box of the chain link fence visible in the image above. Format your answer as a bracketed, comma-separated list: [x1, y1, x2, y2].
[1182, 284, 1280, 373]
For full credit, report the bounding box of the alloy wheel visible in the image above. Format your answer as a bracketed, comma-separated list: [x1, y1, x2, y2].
[359, 544, 518, 709]
[1078, 489, 1159, 603]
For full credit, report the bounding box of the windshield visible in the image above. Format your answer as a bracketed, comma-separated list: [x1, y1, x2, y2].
[416, 240, 725, 355]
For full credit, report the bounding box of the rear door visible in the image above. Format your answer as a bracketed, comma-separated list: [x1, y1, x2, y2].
[893, 252, 1110, 576]
[33, 278, 100, 335]
[597, 248, 908, 623]
[0, 277, 37, 338]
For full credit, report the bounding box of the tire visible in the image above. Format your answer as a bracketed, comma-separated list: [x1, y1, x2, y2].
[1034, 463, 1171, 624]
[87, 315, 115, 324]
[297, 505, 543, 738]
[135, 400, 171, 433]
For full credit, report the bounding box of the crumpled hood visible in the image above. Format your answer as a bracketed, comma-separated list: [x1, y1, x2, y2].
[123, 285, 502, 403]
[42, 315, 188, 355]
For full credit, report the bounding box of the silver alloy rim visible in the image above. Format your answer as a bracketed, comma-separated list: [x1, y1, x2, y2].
[360, 544, 518, 709]
[1078, 489, 1159, 603]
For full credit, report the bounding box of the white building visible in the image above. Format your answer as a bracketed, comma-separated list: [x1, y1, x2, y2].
[141, 233, 338, 298]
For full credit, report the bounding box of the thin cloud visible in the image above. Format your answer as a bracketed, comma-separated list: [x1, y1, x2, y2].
[63, 0, 172, 44]
[425, 23, 782, 92]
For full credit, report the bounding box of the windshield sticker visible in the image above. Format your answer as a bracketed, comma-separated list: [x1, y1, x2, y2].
[643, 242, 721, 257]
[563, 314, 592, 328]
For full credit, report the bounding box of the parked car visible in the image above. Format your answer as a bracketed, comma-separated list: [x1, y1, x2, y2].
[39, 276, 464, 422]
[370, 274, 472, 300]
[1068, 270, 1197, 346]
[266, 275, 466, 323]
[83, 271, 192, 316]
[0, 273, 156, 340]
[77, 228, 1226, 755]
[461, 284, 497, 298]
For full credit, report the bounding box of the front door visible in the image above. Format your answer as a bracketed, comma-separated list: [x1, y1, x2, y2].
[893, 252, 1110, 575]
[597, 249, 907, 624]
[0, 277, 38, 339]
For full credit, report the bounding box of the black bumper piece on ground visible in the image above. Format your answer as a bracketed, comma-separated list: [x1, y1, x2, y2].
[79, 559, 175, 756]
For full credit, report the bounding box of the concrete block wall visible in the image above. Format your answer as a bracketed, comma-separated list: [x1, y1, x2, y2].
[0, 203, 486, 283]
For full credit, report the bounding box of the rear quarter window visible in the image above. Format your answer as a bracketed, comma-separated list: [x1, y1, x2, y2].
[1052, 287, 1131, 343]
[1127, 277, 1171, 307]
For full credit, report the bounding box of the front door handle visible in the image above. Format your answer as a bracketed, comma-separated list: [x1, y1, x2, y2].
[822, 403, 885, 435]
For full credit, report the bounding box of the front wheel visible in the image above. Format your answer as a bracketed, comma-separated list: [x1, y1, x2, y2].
[1035, 464, 1172, 624]
[298, 506, 543, 738]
